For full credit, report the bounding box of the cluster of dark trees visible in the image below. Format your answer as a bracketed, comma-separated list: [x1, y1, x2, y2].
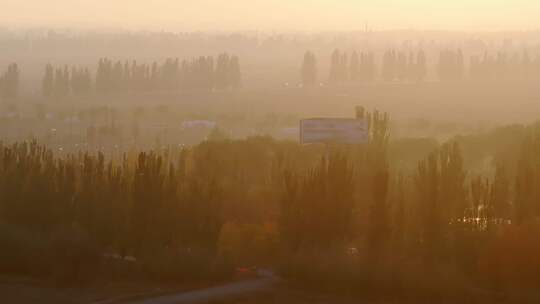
[301, 49, 378, 85]
[301, 49, 427, 85]
[179, 54, 241, 90]
[303, 48, 540, 85]
[437, 49, 465, 81]
[93, 54, 240, 94]
[300, 51, 317, 86]
[280, 111, 391, 254]
[43, 64, 92, 98]
[0, 142, 225, 280]
[381, 49, 427, 82]
[328, 49, 350, 83]
[278, 115, 540, 299]
[329, 49, 377, 83]
[350, 51, 377, 82]
[470, 51, 540, 80]
[0, 63, 19, 100]
[436, 49, 540, 81]
[2, 111, 540, 299]
[39, 54, 241, 98]
[94, 58, 182, 93]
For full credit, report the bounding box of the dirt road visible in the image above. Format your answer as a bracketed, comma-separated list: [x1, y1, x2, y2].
[127, 270, 278, 304]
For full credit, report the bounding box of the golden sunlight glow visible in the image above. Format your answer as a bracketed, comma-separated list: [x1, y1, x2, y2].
[1, 0, 539, 31]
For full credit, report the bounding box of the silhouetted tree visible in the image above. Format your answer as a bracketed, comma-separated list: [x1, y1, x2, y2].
[229, 55, 241, 89]
[281, 154, 355, 251]
[0, 63, 19, 100]
[416, 49, 427, 81]
[301, 51, 317, 86]
[42, 64, 54, 98]
[349, 51, 360, 81]
[329, 49, 341, 83]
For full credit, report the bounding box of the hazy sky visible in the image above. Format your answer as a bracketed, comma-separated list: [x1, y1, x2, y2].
[2, 0, 539, 31]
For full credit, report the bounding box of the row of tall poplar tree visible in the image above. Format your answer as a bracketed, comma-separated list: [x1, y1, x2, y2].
[4, 112, 540, 292]
[0, 63, 19, 101]
[1, 112, 539, 296]
[278, 112, 540, 296]
[301, 48, 540, 85]
[41, 54, 241, 98]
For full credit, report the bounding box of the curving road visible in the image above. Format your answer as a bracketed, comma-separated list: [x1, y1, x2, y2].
[127, 270, 278, 304]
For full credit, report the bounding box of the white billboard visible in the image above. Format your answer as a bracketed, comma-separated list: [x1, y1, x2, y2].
[300, 118, 368, 144]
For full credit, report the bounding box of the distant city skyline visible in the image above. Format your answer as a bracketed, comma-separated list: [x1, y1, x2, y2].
[1, 0, 539, 32]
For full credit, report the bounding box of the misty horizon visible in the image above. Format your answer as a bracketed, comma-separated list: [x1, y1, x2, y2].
[2, 2, 540, 304]
[2, 0, 540, 32]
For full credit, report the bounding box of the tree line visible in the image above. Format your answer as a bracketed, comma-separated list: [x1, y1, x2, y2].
[0, 63, 19, 101]
[301, 48, 540, 85]
[302, 49, 379, 85]
[470, 50, 540, 80]
[438, 49, 540, 81]
[43, 64, 92, 98]
[278, 115, 540, 299]
[381, 49, 427, 82]
[0, 142, 225, 281]
[40, 54, 241, 98]
[1, 113, 540, 300]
